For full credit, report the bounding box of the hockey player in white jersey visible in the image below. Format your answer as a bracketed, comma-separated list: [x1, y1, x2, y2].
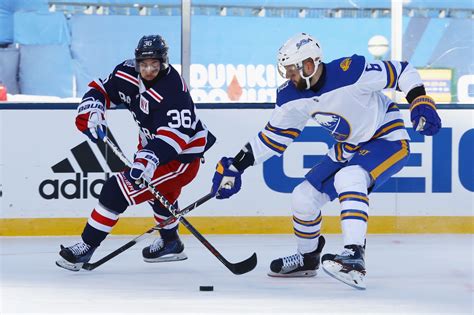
[211, 33, 441, 289]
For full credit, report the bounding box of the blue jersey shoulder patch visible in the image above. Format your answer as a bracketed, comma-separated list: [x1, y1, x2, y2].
[317, 54, 365, 95]
[276, 80, 314, 107]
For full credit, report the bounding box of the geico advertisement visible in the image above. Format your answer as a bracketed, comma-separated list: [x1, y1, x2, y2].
[0, 108, 472, 218]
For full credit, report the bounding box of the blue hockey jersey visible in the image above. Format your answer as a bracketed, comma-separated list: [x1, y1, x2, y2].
[81, 60, 216, 164]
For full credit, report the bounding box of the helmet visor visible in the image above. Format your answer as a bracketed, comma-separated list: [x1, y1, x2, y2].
[277, 63, 301, 79]
[138, 60, 161, 72]
[277, 57, 320, 79]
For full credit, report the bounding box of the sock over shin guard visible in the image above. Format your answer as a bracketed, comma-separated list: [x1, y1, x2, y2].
[333, 166, 371, 246]
[291, 181, 330, 253]
[82, 176, 129, 247]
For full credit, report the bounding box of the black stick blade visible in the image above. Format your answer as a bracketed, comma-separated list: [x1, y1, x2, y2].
[228, 253, 257, 275]
[82, 262, 95, 271]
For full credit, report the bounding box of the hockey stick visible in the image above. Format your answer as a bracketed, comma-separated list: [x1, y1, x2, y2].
[82, 192, 214, 271]
[415, 116, 426, 132]
[178, 216, 257, 275]
[86, 129, 257, 275]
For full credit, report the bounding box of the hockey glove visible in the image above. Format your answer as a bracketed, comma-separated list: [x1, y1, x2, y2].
[75, 97, 107, 143]
[410, 95, 441, 136]
[211, 157, 242, 199]
[129, 149, 159, 188]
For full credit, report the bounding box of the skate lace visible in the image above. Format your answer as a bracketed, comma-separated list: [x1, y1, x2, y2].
[282, 253, 304, 268]
[150, 238, 164, 253]
[340, 248, 355, 257]
[70, 242, 91, 256]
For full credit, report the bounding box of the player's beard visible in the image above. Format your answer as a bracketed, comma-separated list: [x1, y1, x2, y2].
[295, 78, 308, 90]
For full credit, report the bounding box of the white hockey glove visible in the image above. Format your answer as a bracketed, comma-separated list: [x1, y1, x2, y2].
[129, 149, 160, 187]
[75, 98, 107, 143]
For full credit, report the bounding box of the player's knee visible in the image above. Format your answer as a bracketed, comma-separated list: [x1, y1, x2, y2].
[292, 180, 328, 216]
[333, 165, 371, 194]
[98, 175, 129, 214]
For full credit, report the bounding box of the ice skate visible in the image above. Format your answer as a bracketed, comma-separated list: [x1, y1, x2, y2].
[142, 238, 187, 263]
[322, 244, 366, 290]
[55, 242, 97, 272]
[268, 235, 325, 277]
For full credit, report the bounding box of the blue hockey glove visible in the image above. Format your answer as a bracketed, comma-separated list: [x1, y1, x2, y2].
[211, 157, 242, 199]
[410, 95, 441, 136]
[129, 149, 159, 188]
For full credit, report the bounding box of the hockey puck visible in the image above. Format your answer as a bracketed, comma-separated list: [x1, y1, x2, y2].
[199, 286, 214, 291]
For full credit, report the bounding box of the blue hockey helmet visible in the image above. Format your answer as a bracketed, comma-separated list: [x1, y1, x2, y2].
[135, 35, 169, 71]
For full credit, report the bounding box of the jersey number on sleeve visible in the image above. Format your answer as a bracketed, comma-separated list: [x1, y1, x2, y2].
[365, 63, 382, 72]
[167, 109, 192, 128]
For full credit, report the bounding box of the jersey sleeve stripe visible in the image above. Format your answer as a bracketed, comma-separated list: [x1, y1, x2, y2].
[115, 70, 139, 87]
[156, 129, 187, 152]
[335, 143, 345, 161]
[181, 130, 208, 154]
[382, 61, 397, 89]
[265, 123, 301, 139]
[343, 143, 360, 152]
[399, 61, 408, 74]
[372, 119, 405, 139]
[383, 61, 395, 88]
[388, 61, 398, 83]
[88, 80, 111, 108]
[186, 137, 207, 149]
[258, 132, 286, 154]
[387, 103, 400, 113]
[147, 88, 164, 103]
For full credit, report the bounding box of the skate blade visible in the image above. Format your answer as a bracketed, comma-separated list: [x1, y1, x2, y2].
[55, 258, 83, 272]
[322, 261, 366, 290]
[143, 252, 188, 263]
[267, 270, 317, 278]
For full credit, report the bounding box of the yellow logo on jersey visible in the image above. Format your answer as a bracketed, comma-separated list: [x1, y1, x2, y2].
[358, 149, 370, 156]
[340, 58, 352, 71]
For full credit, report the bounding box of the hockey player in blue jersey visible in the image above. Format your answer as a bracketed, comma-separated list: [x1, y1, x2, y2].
[211, 33, 441, 289]
[56, 35, 216, 271]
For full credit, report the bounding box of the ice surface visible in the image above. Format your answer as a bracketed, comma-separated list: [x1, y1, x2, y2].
[1, 234, 472, 314]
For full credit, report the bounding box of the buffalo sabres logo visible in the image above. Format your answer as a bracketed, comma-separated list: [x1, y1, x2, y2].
[340, 58, 352, 71]
[311, 111, 351, 141]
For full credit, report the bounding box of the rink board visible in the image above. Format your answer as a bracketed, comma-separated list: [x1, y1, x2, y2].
[0, 106, 473, 235]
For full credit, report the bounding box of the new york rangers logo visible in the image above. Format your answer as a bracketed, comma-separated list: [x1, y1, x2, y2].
[140, 95, 149, 114]
[311, 112, 351, 141]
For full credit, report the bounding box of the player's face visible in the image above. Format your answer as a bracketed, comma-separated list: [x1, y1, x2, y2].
[284, 65, 308, 90]
[284, 65, 303, 86]
[139, 59, 161, 80]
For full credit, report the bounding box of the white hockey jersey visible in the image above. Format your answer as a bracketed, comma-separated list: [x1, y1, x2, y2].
[249, 54, 423, 164]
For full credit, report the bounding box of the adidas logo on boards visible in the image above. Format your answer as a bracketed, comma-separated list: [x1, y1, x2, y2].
[39, 131, 125, 200]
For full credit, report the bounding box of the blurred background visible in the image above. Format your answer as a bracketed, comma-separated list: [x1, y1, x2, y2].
[0, 0, 473, 103]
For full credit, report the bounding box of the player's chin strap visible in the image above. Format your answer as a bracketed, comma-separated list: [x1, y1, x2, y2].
[88, 128, 257, 275]
[299, 60, 319, 90]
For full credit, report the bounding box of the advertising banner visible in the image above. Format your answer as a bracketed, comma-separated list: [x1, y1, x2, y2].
[0, 107, 472, 234]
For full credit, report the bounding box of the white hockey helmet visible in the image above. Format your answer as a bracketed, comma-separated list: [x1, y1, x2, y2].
[277, 33, 323, 89]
